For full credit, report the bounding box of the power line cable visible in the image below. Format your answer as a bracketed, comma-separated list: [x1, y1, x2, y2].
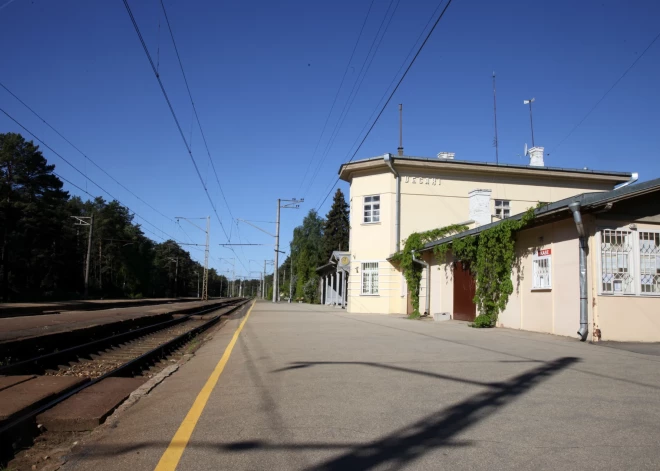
[325, 0, 450, 190]
[158, 0, 235, 224]
[0, 106, 185, 244]
[0, 81, 174, 223]
[304, 0, 401, 197]
[296, 0, 377, 194]
[121, 0, 230, 242]
[315, 0, 454, 210]
[550, 29, 660, 155]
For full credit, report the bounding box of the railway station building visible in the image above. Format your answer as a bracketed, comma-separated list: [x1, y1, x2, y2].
[333, 147, 660, 342]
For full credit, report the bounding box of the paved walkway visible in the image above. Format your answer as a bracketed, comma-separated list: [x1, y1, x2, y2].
[62, 301, 660, 471]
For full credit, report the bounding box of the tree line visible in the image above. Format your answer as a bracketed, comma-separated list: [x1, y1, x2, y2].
[0, 132, 256, 302]
[270, 189, 349, 303]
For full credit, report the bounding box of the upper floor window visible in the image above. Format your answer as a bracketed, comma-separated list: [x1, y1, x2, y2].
[364, 195, 380, 223]
[495, 200, 510, 219]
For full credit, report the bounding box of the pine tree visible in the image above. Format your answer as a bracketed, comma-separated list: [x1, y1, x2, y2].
[321, 189, 349, 261]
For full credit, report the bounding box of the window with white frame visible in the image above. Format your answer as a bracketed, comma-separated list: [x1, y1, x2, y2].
[361, 262, 379, 295]
[599, 229, 637, 295]
[639, 231, 660, 294]
[495, 199, 510, 218]
[532, 249, 552, 289]
[363, 195, 380, 223]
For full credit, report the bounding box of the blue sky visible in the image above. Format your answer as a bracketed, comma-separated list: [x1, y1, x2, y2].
[1, 0, 659, 278]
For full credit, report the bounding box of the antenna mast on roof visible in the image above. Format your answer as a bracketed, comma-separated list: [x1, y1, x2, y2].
[397, 103, 404, 156]
[492, 72, 499, 165]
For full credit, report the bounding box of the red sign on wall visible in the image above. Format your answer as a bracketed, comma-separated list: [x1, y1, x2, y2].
[537, 249, 552, 257]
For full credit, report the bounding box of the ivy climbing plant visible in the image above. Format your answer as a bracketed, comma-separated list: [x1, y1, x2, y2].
[435, 207, 536, 327]
[391, 223, 469, 319]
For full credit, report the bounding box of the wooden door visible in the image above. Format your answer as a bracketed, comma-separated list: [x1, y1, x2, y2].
[453, 262, 476, 321]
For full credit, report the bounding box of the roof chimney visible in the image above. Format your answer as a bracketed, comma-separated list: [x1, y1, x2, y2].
[469, 189, 492, 227]
[528, 146, 544, 166]
[437, 152, 455, 160]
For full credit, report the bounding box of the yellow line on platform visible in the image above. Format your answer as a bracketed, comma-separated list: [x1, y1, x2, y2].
[154, 300, 255, 471]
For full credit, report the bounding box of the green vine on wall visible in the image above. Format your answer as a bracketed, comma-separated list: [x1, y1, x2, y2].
[391, 223, 469, 319]
[435, 207, 536, 327]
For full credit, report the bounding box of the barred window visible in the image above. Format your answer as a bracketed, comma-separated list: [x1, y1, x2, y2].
[361, 262, 379, 295]
[363, 195, 380, 223]
[640, 232, 660, 294]
[533, 257, 551, 289]
[495, 200, 510, 218]
[600, 229, 635, 294]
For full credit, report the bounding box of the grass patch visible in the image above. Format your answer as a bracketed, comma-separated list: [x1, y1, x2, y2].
[407, 310, 421, 320]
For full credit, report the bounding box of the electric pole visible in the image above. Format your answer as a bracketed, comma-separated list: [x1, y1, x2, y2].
[176, 216, 210, 300]
[71, 215, 93, 297]
[493, 72, 499, 165]
[274, 198, 302, 302]
[289, 252, 294, 303]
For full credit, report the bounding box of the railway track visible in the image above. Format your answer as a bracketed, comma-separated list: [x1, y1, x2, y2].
[0, 297, 252, 463]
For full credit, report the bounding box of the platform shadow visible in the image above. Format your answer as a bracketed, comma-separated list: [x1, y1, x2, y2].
[67, 357, 578, 471]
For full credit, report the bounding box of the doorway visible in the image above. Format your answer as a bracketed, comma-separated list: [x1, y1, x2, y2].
[453, 262, 476, 321]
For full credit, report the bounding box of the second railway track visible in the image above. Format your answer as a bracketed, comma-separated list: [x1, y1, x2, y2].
[0, 298, 252, 464]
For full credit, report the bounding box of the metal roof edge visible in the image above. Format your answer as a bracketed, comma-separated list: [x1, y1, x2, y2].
[421, 177, 660, 252]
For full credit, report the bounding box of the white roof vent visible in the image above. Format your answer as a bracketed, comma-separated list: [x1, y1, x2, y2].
[437, 152, 455, 160]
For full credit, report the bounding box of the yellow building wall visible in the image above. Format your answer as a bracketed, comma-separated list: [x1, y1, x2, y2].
[346, 163, 620, 315]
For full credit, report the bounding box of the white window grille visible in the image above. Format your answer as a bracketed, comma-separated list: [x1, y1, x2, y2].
[495, 199, 510, 218]
[639, 231, 660, 294]
[600, 229, 635, 294]
[363, 195, 380, 223]
[532, 256, 551, 289]
[361, 262, 379, 295]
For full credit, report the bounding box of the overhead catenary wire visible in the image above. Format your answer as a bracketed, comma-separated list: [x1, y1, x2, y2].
[158, 0, 235, 224]
[317, 0, 451, 206]
[316, 0, 454, 210]
[120, 0, 231, 243]
[296, 0, 377, 194]
[0, 81, 174, 224]
[304, 0, 401, 198]
[550, 29, 660, 155]
[0, 106, 189, 245]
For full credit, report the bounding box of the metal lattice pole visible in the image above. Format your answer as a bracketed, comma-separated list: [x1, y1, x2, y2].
[202, 216, 210, 300]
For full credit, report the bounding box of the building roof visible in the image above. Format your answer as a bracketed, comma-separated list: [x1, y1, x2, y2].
[419, 177, 660, 252]
[338, 154, 632, 185]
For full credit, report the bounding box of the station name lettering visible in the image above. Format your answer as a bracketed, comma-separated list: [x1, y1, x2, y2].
[404, 176, 441, 186]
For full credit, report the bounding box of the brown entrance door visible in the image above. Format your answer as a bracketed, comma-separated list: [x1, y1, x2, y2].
[453, 262, 476, 321]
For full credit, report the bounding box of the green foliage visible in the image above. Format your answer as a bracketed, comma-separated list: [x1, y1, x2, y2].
[441, 208, 536, 326]
[321, 189, 349, 260]
[391, 223, 469, 315]
[290, 210, 325, 303]
[303, 276, 319, 303]
[471, 314, 494, 328]
[0, 133, 242, 301]
[408, 310, 421, 320]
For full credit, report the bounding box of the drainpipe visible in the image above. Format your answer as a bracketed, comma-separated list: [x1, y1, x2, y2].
[568, 201, 589, 341]
[384, 153, 401, 252]
[412, 250, 430, 316]
[615, 172, 639, 190]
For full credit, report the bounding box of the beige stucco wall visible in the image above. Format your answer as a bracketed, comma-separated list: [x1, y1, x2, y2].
[498, 219, 582, 338]
[592, 220, 660, 342]
[346, 162, 620, 315]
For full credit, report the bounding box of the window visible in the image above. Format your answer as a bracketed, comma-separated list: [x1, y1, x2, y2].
[363, 195, 380, 223]
[361, 262, 379, 295]
[495, 199, 510, 218]
[600, 229, 635, 294]
[532, 249, 552, 289]
[640, 232, 660, 294]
